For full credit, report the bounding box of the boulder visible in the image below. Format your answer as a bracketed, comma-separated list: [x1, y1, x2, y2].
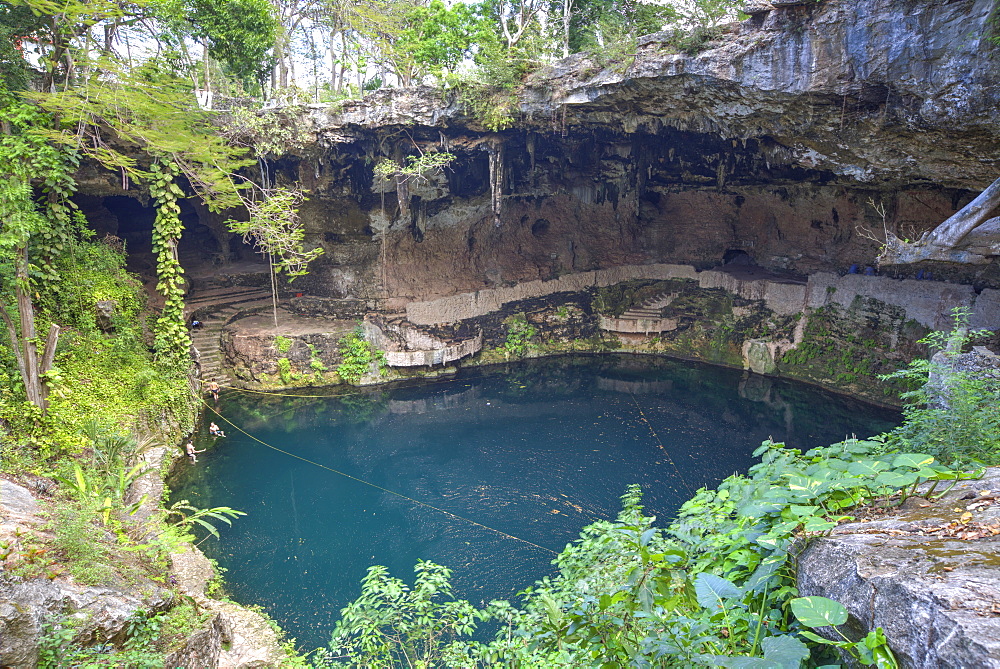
[796, 469, 1000, 668]
[0, 480, 172, 668]
[163, 612, 232, 669]
[0, 573, 172, 667]
[95, 300, 117, 333]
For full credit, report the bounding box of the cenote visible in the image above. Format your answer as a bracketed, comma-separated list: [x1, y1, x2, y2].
[171, 354, 899, 650]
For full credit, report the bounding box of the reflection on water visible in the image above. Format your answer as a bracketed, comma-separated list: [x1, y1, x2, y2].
[171, 354, 899, 650]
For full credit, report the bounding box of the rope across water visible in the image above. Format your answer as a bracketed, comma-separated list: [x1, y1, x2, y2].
[200, 399, 560, 556]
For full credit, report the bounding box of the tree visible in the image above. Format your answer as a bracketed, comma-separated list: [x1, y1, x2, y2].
[227, 186, 323, 327]
[0, 1, 46, 89]
[174, 0, 280, 94]
[879, 176, 1000, 266]
[389, 0, 480, 84]
[0, 95, 74, 412]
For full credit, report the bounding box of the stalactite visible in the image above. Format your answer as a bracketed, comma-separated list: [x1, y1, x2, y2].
[526, 131, 536, 173]
[396, 175, 410, 219]
[489, 140, 504, 227]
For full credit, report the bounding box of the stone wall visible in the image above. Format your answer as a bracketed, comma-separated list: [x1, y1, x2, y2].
[406, 263, 997, 333]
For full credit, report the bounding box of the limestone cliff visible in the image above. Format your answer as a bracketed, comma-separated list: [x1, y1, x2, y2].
[74, 0, 1000, 310]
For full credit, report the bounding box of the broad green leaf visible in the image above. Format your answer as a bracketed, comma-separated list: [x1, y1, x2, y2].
[891, 453, 935, 469]
[715, 658, 781, 668]
[802, 517, 837, 533]
[790, 596, 848, 628]
[739, 501, 785, 518]
[761, 635, 810, 669]
[787, 505, 820, 519]
[694, 572, 741, 609]
[847, 460, 890, 477]
[875, 471, 919, 488]
[745, 554, 787, 593]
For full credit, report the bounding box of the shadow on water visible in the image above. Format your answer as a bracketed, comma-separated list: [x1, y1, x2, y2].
[172, 354, 900, 650]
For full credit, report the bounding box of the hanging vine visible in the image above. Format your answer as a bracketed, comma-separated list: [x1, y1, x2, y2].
[149, 159, 190, 363]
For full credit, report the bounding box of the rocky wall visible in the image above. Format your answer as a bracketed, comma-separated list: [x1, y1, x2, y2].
[406, 264, 994, 331]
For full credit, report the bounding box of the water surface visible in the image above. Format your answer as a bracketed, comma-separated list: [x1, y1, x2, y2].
[172, 355, 899, 649]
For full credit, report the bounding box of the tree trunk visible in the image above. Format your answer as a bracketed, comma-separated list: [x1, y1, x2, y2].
[39, 324, 60, 405]
[562, 0, 572, 58]
[879, 176, 1000, 265]
[0, 246, 59, 412]
[269, 253, 279, 328]
[15, 246, 43, 408]
[927, 176, 1000, 247]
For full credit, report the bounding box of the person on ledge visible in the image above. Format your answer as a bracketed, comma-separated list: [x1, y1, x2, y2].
[185, 441, 205, 463]
[206, 380, 220, 402]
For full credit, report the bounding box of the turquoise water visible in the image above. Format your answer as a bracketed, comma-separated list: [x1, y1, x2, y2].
[171, 355, 899, 650]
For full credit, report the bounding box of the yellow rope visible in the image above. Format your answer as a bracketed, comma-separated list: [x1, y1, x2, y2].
[200, 400, 559, 556]
[628, 392, 695, 495]
[214, 379, 474, 400]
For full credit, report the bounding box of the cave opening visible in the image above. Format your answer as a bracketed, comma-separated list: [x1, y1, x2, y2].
[723, 249, 754, 266]
[76, 194, 261, 300]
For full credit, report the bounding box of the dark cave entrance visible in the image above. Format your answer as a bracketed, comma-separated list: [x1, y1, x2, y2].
[723, 249, 754, 266]
[74, 194, 261, 294]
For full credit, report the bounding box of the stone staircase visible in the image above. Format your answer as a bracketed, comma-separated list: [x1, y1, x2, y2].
[599, 290, 680, 334]
[187, 286, 273, 385]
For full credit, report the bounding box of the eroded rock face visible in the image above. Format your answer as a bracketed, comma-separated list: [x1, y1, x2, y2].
[263, 0, 998, 305]
[72, 0, 1000, 309]
[796, 470, 1000, 668]
[0, 483, 171, 668]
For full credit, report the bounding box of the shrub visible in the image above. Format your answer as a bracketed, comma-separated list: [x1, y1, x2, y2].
[880, 307, 1000, 465]
[501, 314, 537, 359]
[337, 329, 387, 383]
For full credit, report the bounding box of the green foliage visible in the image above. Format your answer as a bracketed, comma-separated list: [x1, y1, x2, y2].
[453, 49, 527, 131]
[183, 0, 279, 90]
[373, 151, 456, 181]
[337, 329, 387, 383]
[880, 307, 1000, 465]
[791, 597, 898, 668]
[274, 335, 293, 354]
[307, 343, 327, 373]
[277, 357, 293, 384]
[219, 106, 309, 158]
[49, 503, 114, 585]
[0, 3, 46, 90]
[36, 602, 212, 668]
[166, 499, 246, 539]
[391, 0, 481, 83]
[574, 0, 675, 65]
[149, 159, 191, 364]
[228, 187, 323, 280]
[501, 313, 537, 359]
[330, 561, 487, 666]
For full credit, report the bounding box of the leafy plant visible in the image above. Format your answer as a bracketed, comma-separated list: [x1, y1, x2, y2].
[880, 307, 1000, 465]
[165, 500, 246, 540]
[330, 561, 487, 667]
[337, 329, 388, 383]
[277, 357, 294, 384]
[501, 313, 537, 359]
[274, 335, 293, 354]
[149, 159, 191, 364]
[792, 596, 898, 668]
